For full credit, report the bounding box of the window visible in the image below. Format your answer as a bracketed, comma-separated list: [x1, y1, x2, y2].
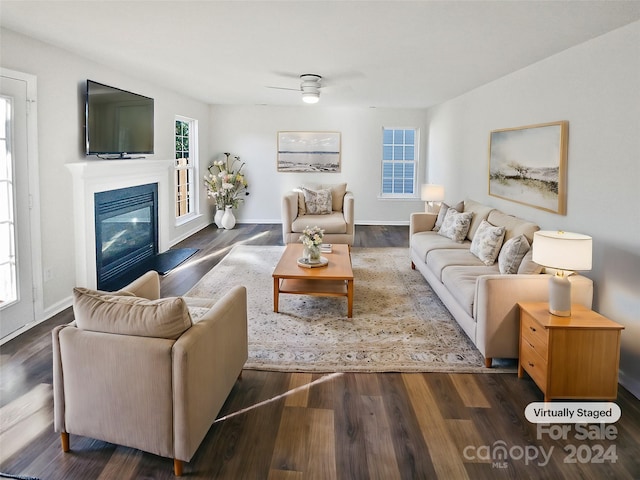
[381, 127, 419, 197]
[175, 116, 198, 219]
[0, 96, 17, 306]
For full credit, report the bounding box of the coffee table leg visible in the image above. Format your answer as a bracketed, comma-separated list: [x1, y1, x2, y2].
[347, 279, 353, 318]
[273, 278, 279, 313]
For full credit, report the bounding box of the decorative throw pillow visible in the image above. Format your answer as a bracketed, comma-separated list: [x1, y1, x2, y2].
[470, 220, 506, 265]
[302, 188, 333, 215]
[73, 288, 192, 340]
[321, 183, 347, 212]
[433, 201, 464, 232]
[517, 250, 544, 275]
[498, 234, 530, 274]
[437, 208, 474, 243]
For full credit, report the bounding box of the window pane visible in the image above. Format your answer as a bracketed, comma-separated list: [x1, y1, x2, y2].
[393, 163, 403, 176]
[393, 130, 404, 143]
[405, 162, 414, 177]
[405, 146, 414, 160]
[404, 179, 414, 193]
[383, 129, 393, 144]
[382, 162, 393, 176]
[383, 146, 393, 160]
[393, 146, 403, 160]
[393, 178, 403, 192]
[405, 129, 415, 144]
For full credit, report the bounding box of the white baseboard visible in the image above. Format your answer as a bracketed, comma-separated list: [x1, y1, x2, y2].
[0, 295, 72, 346]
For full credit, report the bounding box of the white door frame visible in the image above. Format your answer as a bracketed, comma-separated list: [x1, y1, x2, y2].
[1, 68, 43, 343]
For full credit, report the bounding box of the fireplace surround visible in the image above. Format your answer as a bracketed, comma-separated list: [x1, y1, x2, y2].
[67, 159, 173, 289]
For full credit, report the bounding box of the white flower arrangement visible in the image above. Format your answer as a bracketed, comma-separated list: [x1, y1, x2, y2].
[204, 152, 249, 209]
[300, 226, 324, 248]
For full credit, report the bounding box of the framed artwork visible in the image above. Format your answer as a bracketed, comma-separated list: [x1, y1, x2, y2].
[277, 131, 341, 172]
[488, 121, 568, 215]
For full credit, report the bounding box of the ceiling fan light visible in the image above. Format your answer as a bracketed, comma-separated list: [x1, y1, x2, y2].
[302, 92, 320, 104]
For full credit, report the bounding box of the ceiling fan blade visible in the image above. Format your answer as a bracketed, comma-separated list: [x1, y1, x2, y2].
[266, 86, 300, 91]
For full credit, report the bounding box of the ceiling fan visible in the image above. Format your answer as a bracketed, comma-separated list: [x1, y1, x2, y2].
[267, 74, 323, 104]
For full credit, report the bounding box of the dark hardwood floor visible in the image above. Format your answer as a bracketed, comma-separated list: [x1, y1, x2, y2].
[1, 224, 639, 479]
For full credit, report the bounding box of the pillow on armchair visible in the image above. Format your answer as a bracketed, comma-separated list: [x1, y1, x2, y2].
[301, 187, 333, 214]
[295, 182, 347, 215]
[72, 287, 192, 340]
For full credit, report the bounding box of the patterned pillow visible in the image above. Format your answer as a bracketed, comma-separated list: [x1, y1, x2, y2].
[302, 188, 333, 215]
[470, 220, 506, 266]
[437, 208, 473, 243]
[517, 250, 544, 275]
[498, 234, 531, 274]
[433, 201, 464, 232]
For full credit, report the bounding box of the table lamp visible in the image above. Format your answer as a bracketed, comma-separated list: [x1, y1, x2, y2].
[421, 184, 445, 213]
[532, 230, 592, 317]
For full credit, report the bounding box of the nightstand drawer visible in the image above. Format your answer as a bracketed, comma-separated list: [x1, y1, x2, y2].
[520, 339, 548, 389]
[521, 312, 548, 352]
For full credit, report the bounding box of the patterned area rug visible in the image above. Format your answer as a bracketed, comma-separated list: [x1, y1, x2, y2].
[186, 245, 515, 373]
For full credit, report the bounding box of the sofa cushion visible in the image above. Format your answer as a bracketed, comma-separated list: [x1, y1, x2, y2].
[487, 210, 539, 243]
[291, 212, 347, 234]
[411, 231, 470, 263]
[73, 288, 192, 339]
[517, 250, 544, 275]
[470, 220, 506, 266]
[302, 187, 333, 214]
[442, 265, 500, 317]
[463, 199, 495, 240]
[426, 249, 486, 281]
[498, 234, 531, 274]
[437, 208, 473, 243]
[433, 201, 463, 231]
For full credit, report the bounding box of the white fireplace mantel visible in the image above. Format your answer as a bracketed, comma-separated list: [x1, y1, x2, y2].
[67, 158, 173, 288]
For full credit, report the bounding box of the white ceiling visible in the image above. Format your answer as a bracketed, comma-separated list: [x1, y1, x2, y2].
[2, 1, 639, 108]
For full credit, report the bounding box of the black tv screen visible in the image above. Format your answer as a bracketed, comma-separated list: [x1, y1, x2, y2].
[85, 80, 154, 156]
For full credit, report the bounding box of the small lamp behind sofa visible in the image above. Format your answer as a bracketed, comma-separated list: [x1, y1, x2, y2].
[421, 184, 445, 214]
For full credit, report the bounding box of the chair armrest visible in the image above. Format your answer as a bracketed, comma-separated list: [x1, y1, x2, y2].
[119, 270, 160, 299]
[172, 285, 248, 461]
[282, 191, 299, 238]
[410, 212, 437, 237]
[343, 191, 354, 234]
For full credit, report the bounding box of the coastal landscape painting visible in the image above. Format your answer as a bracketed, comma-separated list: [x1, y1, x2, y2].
[277, 131, 341, 172]
[489, 121, 568, 214]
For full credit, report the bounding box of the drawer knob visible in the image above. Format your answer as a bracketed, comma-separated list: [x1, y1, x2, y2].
[528, 362, 535, 367]
[529, 326, 537, 332]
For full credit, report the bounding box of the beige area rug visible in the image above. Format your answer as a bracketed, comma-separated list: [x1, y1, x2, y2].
[185, 245, 516, 373]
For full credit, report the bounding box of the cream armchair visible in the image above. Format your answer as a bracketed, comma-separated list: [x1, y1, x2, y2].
[52, 271, 248, 476]
[282, 183, 355, 245]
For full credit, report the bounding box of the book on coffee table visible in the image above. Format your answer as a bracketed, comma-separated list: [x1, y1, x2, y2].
[320, 243, 332, 253]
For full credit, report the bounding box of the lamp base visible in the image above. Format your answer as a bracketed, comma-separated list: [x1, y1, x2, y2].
[548, 274, 571, 317]
[424, 201, 441, 214]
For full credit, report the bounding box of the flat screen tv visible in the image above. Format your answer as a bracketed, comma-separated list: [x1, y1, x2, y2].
[85, 80, 154, 158]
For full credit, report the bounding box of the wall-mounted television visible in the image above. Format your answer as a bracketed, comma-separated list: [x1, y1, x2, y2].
[85, 80, 154, 158]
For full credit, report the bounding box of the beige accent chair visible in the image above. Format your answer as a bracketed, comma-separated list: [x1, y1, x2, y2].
[52, 271, 248, 476]
[282, 183, 355, 245]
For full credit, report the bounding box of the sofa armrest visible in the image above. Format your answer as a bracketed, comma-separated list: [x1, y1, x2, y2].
[119, 270, 160, 300]
[410, 212, 437, 237]
[282, 191, 299, 238]
[474, 274, 594, 360]
[343, 191, 354, 234]
[172, 285, 248, 461]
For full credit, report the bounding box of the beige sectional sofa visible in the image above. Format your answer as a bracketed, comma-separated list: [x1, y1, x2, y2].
[410, 199, 593, 367]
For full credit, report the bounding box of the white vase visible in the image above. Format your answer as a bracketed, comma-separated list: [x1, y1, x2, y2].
[214, 208, 224, 228]
[221, 205, 236, 229]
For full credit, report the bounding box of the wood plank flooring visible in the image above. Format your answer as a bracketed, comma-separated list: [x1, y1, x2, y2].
[1, 224, 639, 479]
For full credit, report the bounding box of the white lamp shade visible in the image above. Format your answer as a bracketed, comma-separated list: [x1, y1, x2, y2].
[302, 92, 319, 104]
[532, 231, 592, 271]
[421, 184, 445, 202]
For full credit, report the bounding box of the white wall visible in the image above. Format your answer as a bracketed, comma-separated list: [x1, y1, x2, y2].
[0, 28, 211, 316]
[426, 21, 640, 397]
[207, 105, 427, 224]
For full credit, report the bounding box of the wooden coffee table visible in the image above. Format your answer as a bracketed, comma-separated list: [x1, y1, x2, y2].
[272, 243, 354, 317]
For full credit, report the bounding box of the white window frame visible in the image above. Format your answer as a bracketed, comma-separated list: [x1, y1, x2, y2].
[174, 115, 198, 224]
[380, 127, 420, 199]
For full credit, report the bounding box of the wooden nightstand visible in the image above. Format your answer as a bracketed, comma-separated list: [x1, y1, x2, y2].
[518, 302, 624, 401]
